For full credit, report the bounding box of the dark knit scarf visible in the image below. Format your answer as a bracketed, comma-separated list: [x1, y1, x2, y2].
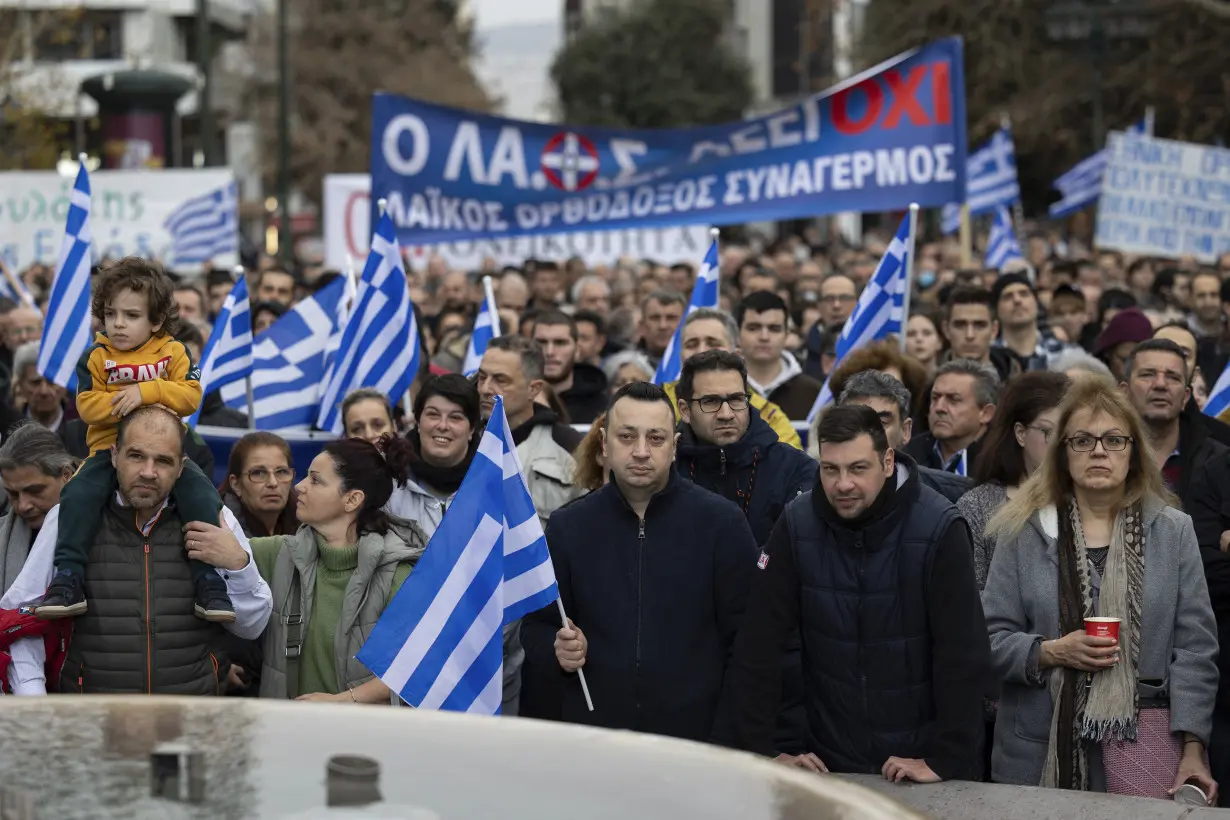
[408, 430, 477, 495]
[1044, 500, 1145, 790]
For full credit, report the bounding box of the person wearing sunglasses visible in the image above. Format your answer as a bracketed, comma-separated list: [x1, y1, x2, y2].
[982, 376, 1218, 800]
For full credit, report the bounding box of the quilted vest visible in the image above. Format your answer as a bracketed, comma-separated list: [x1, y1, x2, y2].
[786, 477, 957, 772]
[58, 499, 228, 694]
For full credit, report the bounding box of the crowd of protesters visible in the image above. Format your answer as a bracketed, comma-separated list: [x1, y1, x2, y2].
[0, 222, 1229, 803]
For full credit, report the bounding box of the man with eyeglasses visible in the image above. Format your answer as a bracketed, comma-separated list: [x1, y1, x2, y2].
[1122, 338, 1227, 512]
[818, 274, 857, 328]
[673, 349, 816, 755]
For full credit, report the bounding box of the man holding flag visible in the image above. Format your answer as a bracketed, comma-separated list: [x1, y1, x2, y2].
[521, 382, 758, 741]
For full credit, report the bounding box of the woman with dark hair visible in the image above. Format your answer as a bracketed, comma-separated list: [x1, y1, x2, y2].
[223, 432, 300, 538]
[387, 374, 482, 535]
[340, 388, 396, 445]
[250, 435, 427, 702]
[958, 372, 1069, 590]
[823, 339, 931, 423]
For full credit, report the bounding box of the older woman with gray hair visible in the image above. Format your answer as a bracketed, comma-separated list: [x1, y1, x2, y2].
[602, 350, 655, 397]
[1050, 348, 1114, 381]
[982, 376, 1218, 801]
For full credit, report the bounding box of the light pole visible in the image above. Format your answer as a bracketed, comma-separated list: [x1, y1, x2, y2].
[195, 0, 214, 166]
[277, 0, 291, 265]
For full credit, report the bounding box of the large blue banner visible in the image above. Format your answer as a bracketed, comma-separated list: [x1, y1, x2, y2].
[371, 38, 967, 244]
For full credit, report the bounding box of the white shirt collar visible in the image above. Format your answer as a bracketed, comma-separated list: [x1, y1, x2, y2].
[114, 490, 171, 536]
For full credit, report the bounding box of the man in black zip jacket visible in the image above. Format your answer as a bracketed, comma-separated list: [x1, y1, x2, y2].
[521, 381, 758, 742]
[731, 404, 989, 782]
[674, 350, 816, 545]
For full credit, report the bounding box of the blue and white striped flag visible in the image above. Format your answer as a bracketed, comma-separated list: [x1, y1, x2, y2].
[219, 276, 345, 429]
[941, 127, 1020, 234]
[806, 214, 912, 423]
[985, 205, 1024, 270]
[358, 395, 559, 713]
[189, 276, 252, 426]
[463, 283, 499, 377]
[1205, 361, 1230, 422]
[316, 211, 420, 434]
[164, 181, 239, 266]
[0, 264, 35, 308]
[653, 234, 720, 385]
[1049, 117, 1150, 218]
[38, 163, 93, 391]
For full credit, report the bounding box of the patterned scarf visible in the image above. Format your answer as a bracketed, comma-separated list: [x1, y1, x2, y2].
[1041, 501, 1145, 790]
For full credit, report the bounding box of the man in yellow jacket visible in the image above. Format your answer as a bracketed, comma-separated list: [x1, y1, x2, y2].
[662, 308, 802, 450]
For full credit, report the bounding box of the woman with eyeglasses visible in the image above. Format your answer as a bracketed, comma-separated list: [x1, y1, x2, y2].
[981, 377, 1218, 801]
[222, 432, 300, 539]
[957, 372, 1069, 590]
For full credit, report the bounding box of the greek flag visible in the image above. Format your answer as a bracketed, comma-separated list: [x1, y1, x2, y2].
[219, 276, 345, 429]
[806, 214, 911, 423]
[941, 128, 1020, 234]
[985, 205, 1024, 269]
[1049, 117, 1150, 218]
[463, 284, 499, 377]
[316, 211, 420, 434]
[357, 395, 559, 713]
[653, 233, 720, 385]
[164, 181, 239, 266]
[0, 265, 35, 308]
[189, 276, 252, 426]
[38, 163, 93, 391]
[1205, 360, 1230, 422]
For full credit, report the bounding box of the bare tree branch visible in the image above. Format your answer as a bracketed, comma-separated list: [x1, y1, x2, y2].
[1181, 0, 1230, 19]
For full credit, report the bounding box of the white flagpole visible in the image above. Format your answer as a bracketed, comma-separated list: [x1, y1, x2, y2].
[555, 598, 594, 712]
[1144, 106, 1156, 137]
[482, 275, 500, 336]
[899, 203, 920, 354]
[230, 264, 256, 430]
[710, 226, 721, 291]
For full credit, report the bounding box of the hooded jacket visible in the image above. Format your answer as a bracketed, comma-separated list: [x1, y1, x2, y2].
[675, 407, 816, 545]
[557, 362, 608, 425]
[746, 353, 823, 422]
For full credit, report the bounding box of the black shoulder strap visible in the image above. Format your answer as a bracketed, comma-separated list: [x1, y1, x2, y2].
[283, 570, 303, 699]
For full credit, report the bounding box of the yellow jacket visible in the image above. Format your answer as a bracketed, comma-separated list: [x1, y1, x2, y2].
[75, 332, 202, 453]
[662, 380, 802, 450]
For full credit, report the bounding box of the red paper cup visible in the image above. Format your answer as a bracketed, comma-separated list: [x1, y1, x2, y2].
[1085, 617, 1121, 641]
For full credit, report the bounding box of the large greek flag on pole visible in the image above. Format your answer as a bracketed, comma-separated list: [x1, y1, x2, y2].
[1049, 117, 1150, 218]
[463, 285, 498, 377]
[985, 205, 1024, 269]
[941, 127, 1020, 234]
[38, 162, 93, 391]
[806, 214, 911, 423]
[189, 276, 252, 426]
[316, 211, 420, 434]
[164, 181, 239, 266]
[219, 276, 345, 429]
[358, 395, 559, 713]
[653, 231, 720, 385]
[1205, 361, 1230, 422]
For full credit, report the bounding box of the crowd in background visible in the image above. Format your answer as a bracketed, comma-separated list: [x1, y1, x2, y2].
[2, 218, 1230, 801]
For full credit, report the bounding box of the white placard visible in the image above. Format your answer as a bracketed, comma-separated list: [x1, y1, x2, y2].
[0, 169, 237, 273]
[323, 173, 713, 272]
[1096, 132, 1230, 263]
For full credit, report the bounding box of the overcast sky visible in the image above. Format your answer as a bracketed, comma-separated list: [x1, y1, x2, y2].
[471, 0, 560, 28]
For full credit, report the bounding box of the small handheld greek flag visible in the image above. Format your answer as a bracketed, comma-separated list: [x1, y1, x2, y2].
[985, 205, 1024, 270]
[653, 232, 720, 385]
[941, 128, 1020, 234]
[806, 213, 912, 423]
[463, 280, 499, 377]
[38, 162, 93, 391]
[357, 396, 560, 713]
[189, 276, 252, 426]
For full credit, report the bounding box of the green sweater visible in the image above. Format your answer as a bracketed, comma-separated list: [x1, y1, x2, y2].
[252, 534, 413, 697]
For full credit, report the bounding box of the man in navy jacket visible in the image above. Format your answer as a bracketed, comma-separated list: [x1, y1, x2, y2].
[521, 381, 758, 742]
[674, 350, 815, 545]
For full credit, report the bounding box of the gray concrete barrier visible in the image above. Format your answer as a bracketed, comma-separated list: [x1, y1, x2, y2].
[844, 773, 1230, 819]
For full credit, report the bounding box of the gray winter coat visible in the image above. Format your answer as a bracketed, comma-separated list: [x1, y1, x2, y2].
[981, 497, 1219, 787]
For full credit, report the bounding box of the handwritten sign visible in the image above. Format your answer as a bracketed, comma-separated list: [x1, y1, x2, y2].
[0, 169, 236, 272]
[1096, 132, 1230, 262]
